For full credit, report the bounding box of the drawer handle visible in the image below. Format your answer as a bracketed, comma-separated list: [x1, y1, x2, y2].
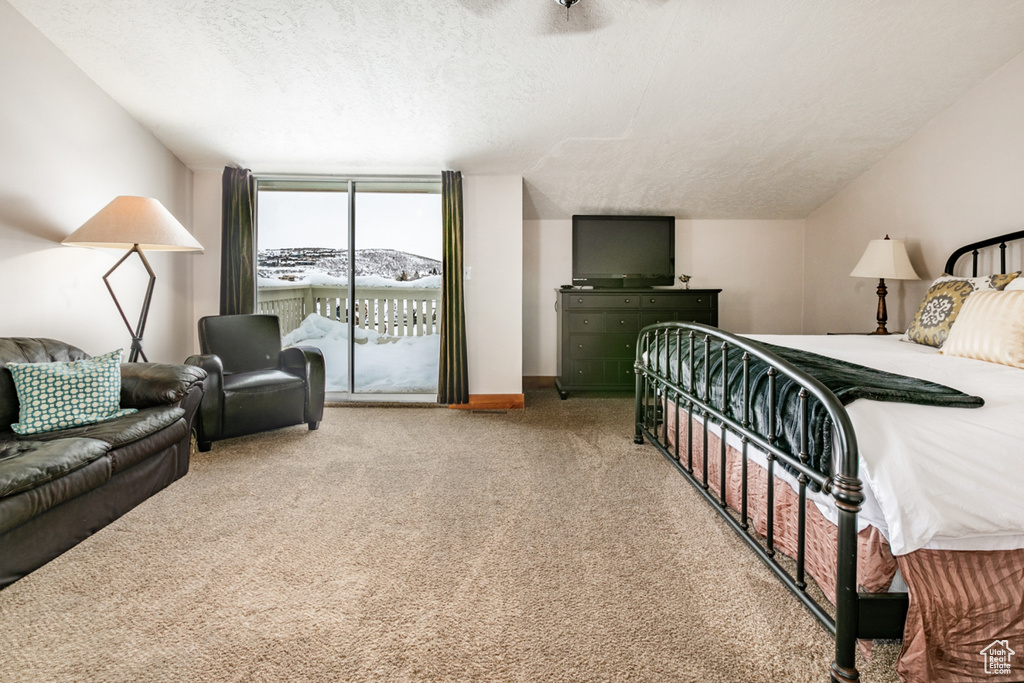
[583, 319, 589, 324]
[620, 320, 626, 325]
[650, 298, 656, 303]
[577, 298, 583, 303]
[624, 298, 630, 303]
[578, 344, 583, 348]
[697, 299, 702, 303]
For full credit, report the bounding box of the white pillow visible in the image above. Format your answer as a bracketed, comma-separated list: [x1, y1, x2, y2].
[1003, 276, 1024, 291]
[941, 291, 1024, 369]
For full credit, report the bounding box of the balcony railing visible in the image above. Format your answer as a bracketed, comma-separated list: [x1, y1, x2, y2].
[258, 284, 442, 338]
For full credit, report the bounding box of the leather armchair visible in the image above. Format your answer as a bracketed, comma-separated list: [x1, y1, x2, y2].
[185, 314, 325, 451]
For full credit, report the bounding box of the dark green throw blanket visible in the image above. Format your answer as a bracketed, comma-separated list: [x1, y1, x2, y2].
[650, 337, 983, 486]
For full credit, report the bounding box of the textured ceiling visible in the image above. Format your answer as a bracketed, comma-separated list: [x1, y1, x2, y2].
[9, 0, 1024, 219]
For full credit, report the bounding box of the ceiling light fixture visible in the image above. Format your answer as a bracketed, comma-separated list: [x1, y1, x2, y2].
[555, 0, 581, 19]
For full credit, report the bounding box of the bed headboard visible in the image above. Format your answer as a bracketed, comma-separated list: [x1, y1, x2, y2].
[944, 229, 1024, 276]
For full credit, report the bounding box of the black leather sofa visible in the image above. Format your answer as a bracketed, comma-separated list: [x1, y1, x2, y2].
[0, 338, 206, 588]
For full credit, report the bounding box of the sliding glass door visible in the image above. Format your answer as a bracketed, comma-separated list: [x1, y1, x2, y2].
[255, 176, 441, 400]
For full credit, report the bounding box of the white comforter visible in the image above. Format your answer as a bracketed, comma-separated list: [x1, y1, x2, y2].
[747, 334, 1024, 556]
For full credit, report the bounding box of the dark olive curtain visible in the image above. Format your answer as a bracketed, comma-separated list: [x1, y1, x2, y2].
[438, 170, 469, 405]
[220, 166, 256, 315]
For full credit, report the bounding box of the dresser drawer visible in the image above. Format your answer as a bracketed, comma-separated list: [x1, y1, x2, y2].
[569, 360, 605, 385]
[569, 312, 603, 333]
[565, 293, 642, 309]
[569, 312, 639, 334]
[642, 293, 714, 309]
[568, 333, 637, 359]
[614, 360, 638, 385]
[568, 360, 636, 386]
[641, 310, 715, 327]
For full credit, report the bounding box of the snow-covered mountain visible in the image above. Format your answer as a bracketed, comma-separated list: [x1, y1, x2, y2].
[259, 248, 441, 282]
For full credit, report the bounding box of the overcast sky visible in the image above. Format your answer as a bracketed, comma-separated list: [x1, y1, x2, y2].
[257, 190, 442, 261]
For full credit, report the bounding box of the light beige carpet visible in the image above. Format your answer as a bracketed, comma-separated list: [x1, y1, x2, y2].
[0, 391, 898, 682]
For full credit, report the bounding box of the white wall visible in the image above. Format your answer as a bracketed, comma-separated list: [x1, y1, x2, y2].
[523, 218, 805, 377]
[0, 0, 195, 362]
[463, 176, 524, 395]
[190, 172, 524, 396]
[804, 50, 1024, 334]
[190, 169, 223, 351]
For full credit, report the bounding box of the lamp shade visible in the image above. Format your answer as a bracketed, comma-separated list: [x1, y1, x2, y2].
[62, 196, 203, 251]
[849, 238, 919, 280]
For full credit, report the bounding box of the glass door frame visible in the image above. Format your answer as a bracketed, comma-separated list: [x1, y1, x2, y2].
[254, 173, 442, 403]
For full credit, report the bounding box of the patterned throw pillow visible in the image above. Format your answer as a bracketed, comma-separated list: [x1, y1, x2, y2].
[7, 349, 137, 435]
[903, 272, 1020, 348]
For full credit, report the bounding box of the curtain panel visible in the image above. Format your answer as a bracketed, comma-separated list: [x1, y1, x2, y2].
[220, 166, 256, 316]
[438, 170, 469, 405]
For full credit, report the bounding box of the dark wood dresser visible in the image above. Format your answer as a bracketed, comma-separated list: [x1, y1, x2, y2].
[555, 288, 721, 398]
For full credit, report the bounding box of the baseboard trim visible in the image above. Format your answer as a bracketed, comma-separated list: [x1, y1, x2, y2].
[522, 376, 556, 390]
[448, 394, 525, 410]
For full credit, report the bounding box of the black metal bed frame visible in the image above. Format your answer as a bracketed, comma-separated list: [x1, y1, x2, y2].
[632, 231, 1023, 682]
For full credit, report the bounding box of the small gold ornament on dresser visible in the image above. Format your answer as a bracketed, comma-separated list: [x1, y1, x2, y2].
[678, 274, 691, 289]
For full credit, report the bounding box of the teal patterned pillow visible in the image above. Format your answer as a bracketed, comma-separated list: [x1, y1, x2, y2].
[7, 349, 137, 435]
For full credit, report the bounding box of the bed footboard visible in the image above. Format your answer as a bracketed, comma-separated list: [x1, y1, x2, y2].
[633, 322, 905, 683]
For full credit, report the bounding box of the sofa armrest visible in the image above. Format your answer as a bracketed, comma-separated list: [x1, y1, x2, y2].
[281, 346, 325, 424]
[120, 363, 207, 409]
[185, 354, 223, 443]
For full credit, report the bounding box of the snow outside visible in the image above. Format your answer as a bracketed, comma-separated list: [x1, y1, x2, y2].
[259, 246, 442, 394]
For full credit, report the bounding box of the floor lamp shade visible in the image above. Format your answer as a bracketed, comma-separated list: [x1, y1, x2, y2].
[62, 196, 203, 361]
[849, 236, 919, 335]
[62, 196, 203, 251]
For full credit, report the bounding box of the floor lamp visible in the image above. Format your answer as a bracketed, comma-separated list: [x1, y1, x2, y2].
[62, 196, 203, 362]
[849, 235, 920, 335]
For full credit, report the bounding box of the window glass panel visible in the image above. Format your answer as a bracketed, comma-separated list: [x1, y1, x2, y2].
[256, 188, 350, 393]
[353, 184, 442, 394]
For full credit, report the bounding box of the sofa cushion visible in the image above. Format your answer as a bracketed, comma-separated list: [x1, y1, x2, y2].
[22, 406, 184, 448]
[0, 436, 110, 499]
[106, 416, 188, 475]
[0, 456, 112, 536]
[8, 349, 137, 435]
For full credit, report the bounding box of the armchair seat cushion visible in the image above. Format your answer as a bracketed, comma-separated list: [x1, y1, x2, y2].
[221, 377, 306, 439]
[223, 369, 304, 392]
[0, 436, 110, 500]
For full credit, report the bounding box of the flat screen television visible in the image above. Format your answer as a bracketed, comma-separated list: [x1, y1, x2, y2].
[572, 215, 675, 288]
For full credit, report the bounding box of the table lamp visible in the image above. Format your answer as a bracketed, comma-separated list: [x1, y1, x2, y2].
[62, 196, 203, 362]
[849, 235, 920, 335]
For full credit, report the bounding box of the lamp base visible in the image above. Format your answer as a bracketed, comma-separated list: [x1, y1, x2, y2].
[872, 278, 889, 336]
[103, 244, 154, 363]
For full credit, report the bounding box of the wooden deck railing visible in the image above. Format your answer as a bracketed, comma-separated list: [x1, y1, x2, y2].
[257, 284, 442, 338]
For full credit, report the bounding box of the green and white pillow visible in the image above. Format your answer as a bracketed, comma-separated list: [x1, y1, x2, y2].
[7, 349, 137, 435]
